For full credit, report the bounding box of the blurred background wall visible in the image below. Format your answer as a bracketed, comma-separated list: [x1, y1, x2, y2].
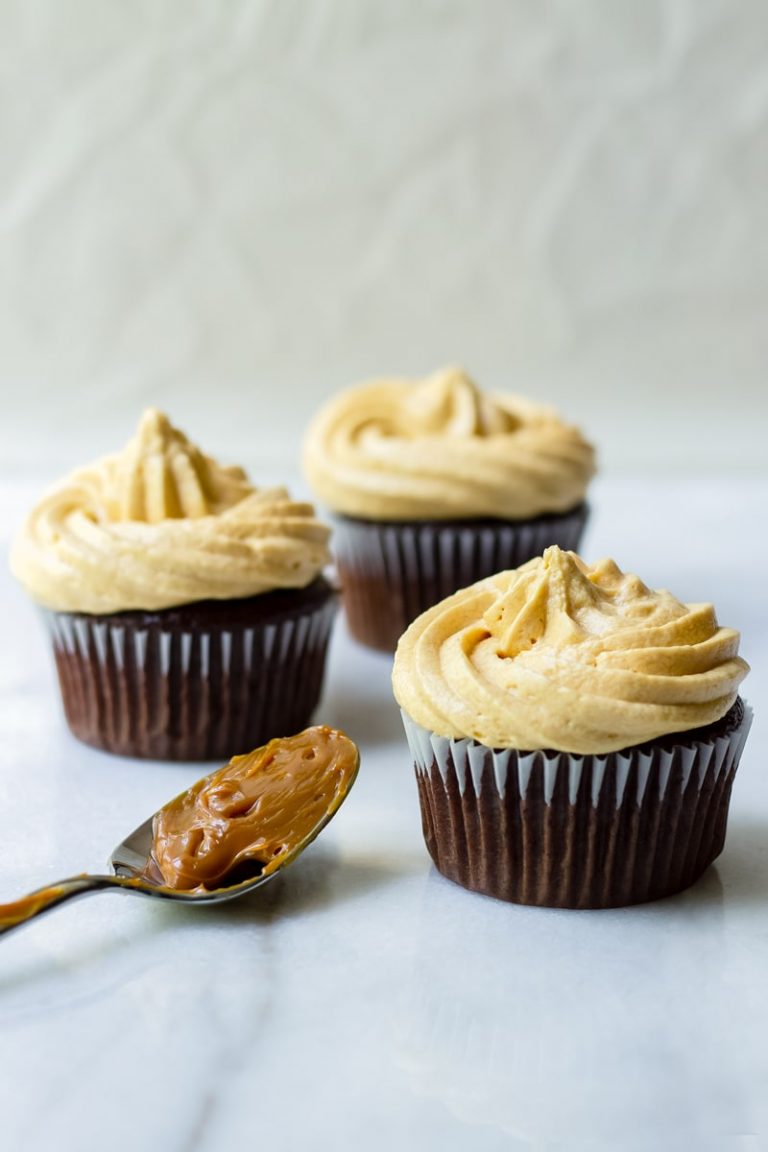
[0, 0, 766, 480]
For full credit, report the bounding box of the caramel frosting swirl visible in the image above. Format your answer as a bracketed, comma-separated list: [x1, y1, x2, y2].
[393, 547, 749, 753]
[304, 367, 595, 520]
[11, 409, 332, 613]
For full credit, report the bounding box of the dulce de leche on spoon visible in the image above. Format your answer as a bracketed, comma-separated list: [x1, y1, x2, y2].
[0, 726, 359, 935]
[150, 726, 360, 891]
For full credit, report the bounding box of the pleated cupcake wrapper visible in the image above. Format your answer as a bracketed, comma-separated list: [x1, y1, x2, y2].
[333, 505, 588, 652]
[401, 704, 752, 908]
[42, 597, 337, 761]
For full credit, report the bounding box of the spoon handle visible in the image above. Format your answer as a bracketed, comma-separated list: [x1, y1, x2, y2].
[0, 875, 142, 937]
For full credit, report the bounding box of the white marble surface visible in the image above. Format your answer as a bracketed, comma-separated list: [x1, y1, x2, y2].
[1, 474, 767, 1151]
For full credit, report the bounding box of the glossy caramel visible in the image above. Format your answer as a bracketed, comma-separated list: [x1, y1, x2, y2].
[150, 726, 359, 891]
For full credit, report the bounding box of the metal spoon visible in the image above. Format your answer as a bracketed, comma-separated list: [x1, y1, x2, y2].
[0, 749, 359, 937]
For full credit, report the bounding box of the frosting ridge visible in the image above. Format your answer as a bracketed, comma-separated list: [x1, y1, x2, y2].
[102, 407, 253, 523]
[12, 411, 332, 613]
[392, 547, 749, 753]
[304, 367, 595, 520]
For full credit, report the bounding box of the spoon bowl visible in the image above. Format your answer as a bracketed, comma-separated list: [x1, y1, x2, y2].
[0, 727, 359, 936]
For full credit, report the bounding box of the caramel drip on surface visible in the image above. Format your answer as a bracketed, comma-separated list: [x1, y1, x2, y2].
[150, 727, 359, 891]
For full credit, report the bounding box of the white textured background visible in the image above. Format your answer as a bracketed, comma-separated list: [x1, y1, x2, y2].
[0, 0, 766, 479]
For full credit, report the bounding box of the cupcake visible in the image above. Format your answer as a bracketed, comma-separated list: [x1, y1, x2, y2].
[11, 410, 337, 761]
[392, 546, 751, 908]
[304, 366, 595, 651]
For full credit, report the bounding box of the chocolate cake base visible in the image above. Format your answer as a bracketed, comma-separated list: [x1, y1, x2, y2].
[402, 700, 752, 909]
[43, 577, 337, 761]
[332, 504, 589, 652]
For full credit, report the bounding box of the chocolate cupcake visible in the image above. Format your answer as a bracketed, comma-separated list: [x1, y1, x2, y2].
[304, 367, 595, 651]
[11, 410, 337, 760]
[393, 547, 751, 909]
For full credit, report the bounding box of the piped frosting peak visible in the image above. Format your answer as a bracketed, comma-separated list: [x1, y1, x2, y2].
[393, 547, 749, 753]
[102, 408, 253, 523]
[12, 410, 331, 613]
[304, 366, 595, 520]
[401, 367, 519, 438]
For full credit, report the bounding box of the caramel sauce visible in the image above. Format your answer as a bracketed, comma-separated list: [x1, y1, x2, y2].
[0, 883, 73, 930]
[150, 726, 359, 891]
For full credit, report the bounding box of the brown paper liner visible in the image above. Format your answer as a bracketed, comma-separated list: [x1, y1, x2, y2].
[401, 700, 752, 908]
[43, 578, 337, 761]
[332, 504, 589, 652]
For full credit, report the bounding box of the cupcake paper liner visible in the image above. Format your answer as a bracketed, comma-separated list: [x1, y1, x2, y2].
[332, 504, 589, 652]
[401, 700, 752, 908]
[43, 587, 337, 761]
